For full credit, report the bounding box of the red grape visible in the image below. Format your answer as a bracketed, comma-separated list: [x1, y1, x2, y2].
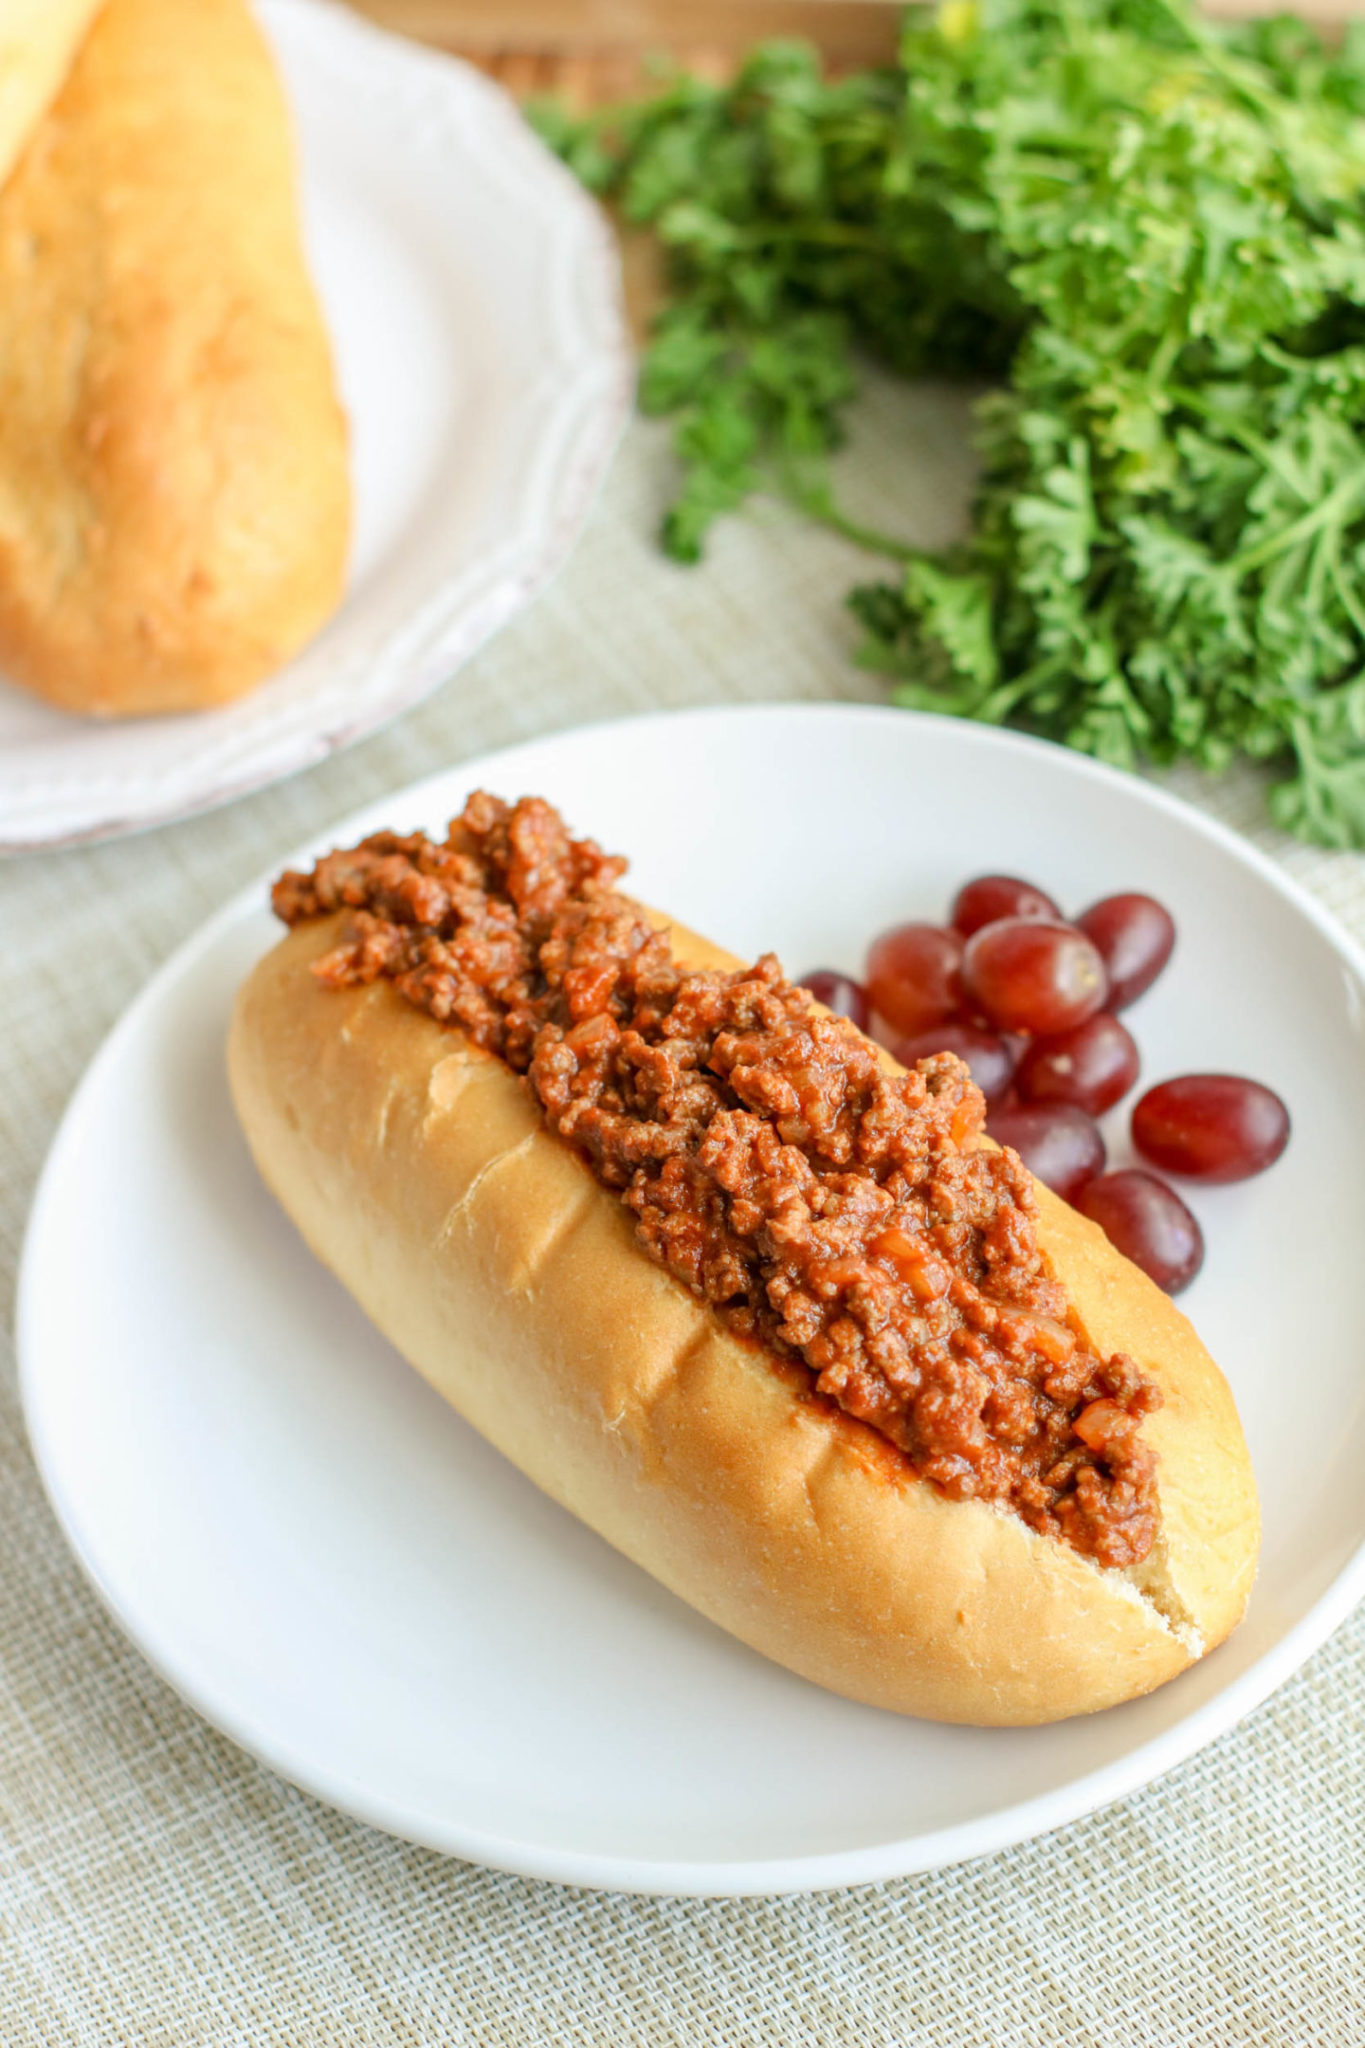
[1015, 1013, 1140, 1117]
[1076, 1171, 1204, 1294]
[1131, 1074, 1290, 1183]
[888, 1022, 1016, 1104]
[962, 919, 1108, 1035]
[986, 1103, 1106, 1203]
[865, 923, 963, 1037]
[950, 874, 1061, 938]
[799, 970, 869, 1032]
[1076, 894, 1176, 1010]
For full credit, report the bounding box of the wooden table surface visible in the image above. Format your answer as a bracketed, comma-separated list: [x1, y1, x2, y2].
[345, 0, 1363, 103]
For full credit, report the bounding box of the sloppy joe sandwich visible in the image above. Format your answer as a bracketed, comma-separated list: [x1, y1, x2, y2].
[228, 795, 1260, 1725]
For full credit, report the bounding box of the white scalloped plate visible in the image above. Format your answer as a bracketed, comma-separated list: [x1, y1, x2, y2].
[18, 708, 1365, 1896]
[0, 0, 629, 850]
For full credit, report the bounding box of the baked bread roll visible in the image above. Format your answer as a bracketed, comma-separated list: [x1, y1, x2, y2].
[0, 0, 350, 717]
[0, 0, 102, 192]
[228, 798, 1260, 1725]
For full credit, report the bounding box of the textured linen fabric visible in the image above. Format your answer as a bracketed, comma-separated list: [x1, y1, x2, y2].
[2, 383, 1362, 2045]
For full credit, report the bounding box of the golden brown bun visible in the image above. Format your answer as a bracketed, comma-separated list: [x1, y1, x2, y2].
[0, 0, 103, 192]
[0, 0, 350, 717]
[227, 912, 1260, 1726]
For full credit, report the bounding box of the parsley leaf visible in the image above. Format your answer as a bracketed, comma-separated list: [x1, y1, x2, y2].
[531, 0, 1365, 845]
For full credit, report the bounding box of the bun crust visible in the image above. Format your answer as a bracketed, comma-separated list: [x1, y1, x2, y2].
[0, 0, 350, 716]
[0, 0, 102, 194]
[228, 912, 1259, 1726]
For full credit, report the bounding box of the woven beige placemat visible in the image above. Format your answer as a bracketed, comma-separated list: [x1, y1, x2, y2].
[2, 386, 1361, 2044]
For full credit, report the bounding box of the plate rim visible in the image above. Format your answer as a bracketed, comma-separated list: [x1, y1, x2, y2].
[0, 0, 632, 855]
[17, 701, 1365, 1896]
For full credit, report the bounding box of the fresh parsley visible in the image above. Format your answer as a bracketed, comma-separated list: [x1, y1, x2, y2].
[530, 0, 1365, 846]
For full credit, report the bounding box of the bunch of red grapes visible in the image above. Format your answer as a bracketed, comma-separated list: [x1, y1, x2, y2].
[801, 877, 1289, 1295]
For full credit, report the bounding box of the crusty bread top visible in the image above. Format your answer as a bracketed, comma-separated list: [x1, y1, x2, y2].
[0, 0, 102, 193]
[0, 0, 350, 716]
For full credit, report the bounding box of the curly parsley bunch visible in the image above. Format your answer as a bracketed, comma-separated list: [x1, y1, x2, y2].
[533, 0, 1365, 846]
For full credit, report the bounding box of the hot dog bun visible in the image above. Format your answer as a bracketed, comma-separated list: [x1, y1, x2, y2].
[228, 907, 1259, 1727]
[0, 0, 349, 717]
[0, 0, 102, 193]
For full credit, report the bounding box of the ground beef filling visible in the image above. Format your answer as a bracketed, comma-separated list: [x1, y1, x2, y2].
[274, 792, 1161, 1570]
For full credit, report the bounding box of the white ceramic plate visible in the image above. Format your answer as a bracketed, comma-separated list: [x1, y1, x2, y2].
[0, 0, 629, 851]
[19, 706, 1365, 1896]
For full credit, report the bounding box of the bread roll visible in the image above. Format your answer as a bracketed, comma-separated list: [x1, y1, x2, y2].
[0, 0, 350, 716]
[228, 907, 1260, 1727]
[0, 0, 102, 192]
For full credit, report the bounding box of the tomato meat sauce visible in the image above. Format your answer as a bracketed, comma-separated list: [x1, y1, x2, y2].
[274, 794, 1161, 1570]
